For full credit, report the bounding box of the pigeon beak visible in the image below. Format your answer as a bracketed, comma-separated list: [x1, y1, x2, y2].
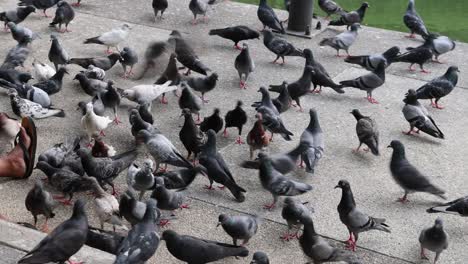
[387, 145, 392, 148]
[216, 222, 221, 227]
[334, 185, 340, 189]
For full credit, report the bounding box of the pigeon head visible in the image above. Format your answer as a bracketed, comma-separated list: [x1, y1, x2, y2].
[305, 65, 315, 74]
[122, 89, 136, 100]
[350, 109, 364, 120]
[387, 140, 404, 151]
[307, 108, 320, 129]
[6, 22, 15, 30]
[50, 34, 58, 41]
[209, 72, 219, 81]
[350, 23, 361, 32]
[57, 67, 69, 75]
[76, 148, 91, 158]
[85, 102, 94, 113]
[303, 48, 314, 63]
[154, 176, 164, 187]
[73, 73, 85, 81]
[361, 2, 370, 9]
[252, 251, 269, 264]
[236, 100, 244, 108]
[257, 152, 268, 160]
[447, 66, 460, 74]
[257, 86, 268, 95]
[181, 108, 192, 117]
[161, 230, 178, 241]
[7, 88, 18, 97]
[213, 108, 220, 116]
[32, 180, 45, 194]
[242, 43, 249, 50]
[217, 214, 228, 226]
[169, 30, 182, 38]
[121, 24, 131, 30]
[334, 180, 350, 189]
[434, 217, 444, 229]
[143, 159, 154, 170]
[403, 89, 418, 104]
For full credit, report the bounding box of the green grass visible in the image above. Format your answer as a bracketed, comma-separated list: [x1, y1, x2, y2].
[236, 0, 468, 42]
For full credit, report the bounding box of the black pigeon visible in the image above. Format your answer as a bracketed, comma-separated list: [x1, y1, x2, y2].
[162, 230, 249, 263]
[263, 29, 304, 64]
[48, 34, 69, 70]
[257, 0, 285, 33]
[154, 53, 182, 94]
[33, 67, 68, 95]
[427, 196, 468, 217]
[224, 100, 248, 144]
[169, 30, 210, 75]
[199, 130, 247, 202]
[99, 80, 121, 124]
[318, 0, 345, 19]
[18, 199, 88, 264]
[350, 109, 379, 155]
[345, 46, 400, 71]
[329, 2, 369, 29]
[119, 47, 139, 78]
[115, 199, 160, 264]
[154, 166, 205, 189]
[152, 0, 168, 20]
[180, 108, 206, 160]
[340, 61, 386, 104]
[209, 25, 260, 49]
[304, 49, 344, 94]
[388, 140, 446, 203]
[187, 72, 218, 103]
[49, 1, 75, 33]
[217, 214, 259, 246]
[85, 227, 125, 255]
[235, 43, 255, 89]
[25, 181, 55, 231]
[0, 6, 35, 27]
[69, 53, 121, 71]
[415, 66, 459, 109]
[403, 0, 429, 39]
[402, 89, 444, 139]
[199, 108, 224, 133]
[18, 0, 59, 18]
[392, 42, 433, 73]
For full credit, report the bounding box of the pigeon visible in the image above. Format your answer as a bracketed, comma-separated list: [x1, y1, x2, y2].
[18, 0, 59, 18]
[136, 129, 193, 171]
[91, 137, 116, 158]
[154, 53, 181, 88]
[251, 251, 269, 264]
[224, 100, 248, 144]
[217, 214, 260, 246]
[1, 42, 31, 69]
[119, 189, 147, 226]
[199, 130, 247, 202]
[179, 83, 203, 121]
[7, 22, 38, 44]
[419, 218, 449, 264]
[136, 104, 153, 124]
[187, 72, 218, 103]
[129, 109, 155, 137]
[162, 230, 249, 263]
[199, 108, 224, 134]
[151, 178, 188, 219]
[0, 68, 33, 85]
[77, 147, 137, 195]
[0, 113, 20, 147]
[403, 0, 429, 39]
[127, 159, 155, 200]
[119, 46, 139, 78]
[180, 108, 206, 160]
[86, 176, 127, 231]
[319, 23, 360, 57]
[299, 215, 361, 264]
[350, 109, 379, 155]
[33, 67, 68, 95]
[318, 0, 346, 19]
[49, 1, 75, 33]
[257, 0, 285, 33]
[235, 43, 255, 89]
[252, 86, 279, 115]
[0, 6, 36, 28]
[388, 140, 446, 202]
[209, 26, 260, 49]
[8, 89, 65, 119]
[258, 152, 313, 209]
[82, 65, 106, 80]
[340, 60, 386, 104]
[189, 0, 213, 24]
[37, 136, 84, 175]
[427, 196, 468, 217]
[138, 40, 175, 78]
[281, 197, 313, 241]
[69, 53, 121, 71]
[153, 0, 168, 20]
[263, 29, 304, 64]
[73, 73, 108, 97]
[246, 114, 270, 160]
[115, 199, 160, 264]
[48, 34, 69, 70]
[0, 79, 51, 107]
[85, 227, 125, 255]
[266, 81, 291, 113]
[345, 46, 400, 71]
[300, 109, 324, 173]
[269, 66, 314, 112]
[84, 24, 131, 54]
[256, 105, 293, 141]
[98, 81, 121, 124]
[415, 66, 459, 109]
[154, 166, 205, 189]
[123, 81, 178, 106]
[81, 102, 113, 144]
[25, 180, 56, 232]
[426, 34, 456, 62]
[18, 199, 88, 264]
[402, 89, 444, 138]
[169, 30, 211, 75]
[392, 41, 433, 73]
[335, 180, 391, 251]
[329, 2, 369, 29]
[304, 49, 344, 94]
[32, 59, 56, 82]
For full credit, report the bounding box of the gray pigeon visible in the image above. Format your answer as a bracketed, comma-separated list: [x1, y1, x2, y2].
[257, 0, 285, 33]
[179, 83, 203, 121]
[7, 22, 38, 44]
[402, 89, 444, 139]
[427, 196, 468, 217]
[235, 43, 255, 89]
[73, 73, 108, 97]
[154, 166, 205, 189]
[318, 0, 345, 19]
[69, 53, 121, 71]
[281, 197, 313, 241]
[427, 34, 456, 62]
[263, 29, 303, 64]
[82, 65, 106, 80]
[1, 42, 30, 69]
[187, 72, 218, 103]
[25, 181, 56, 232]
[217, 214, 260, 246]
[256, 105, 293, 141]
[328, 2, 369, 29]
[8, 89, 65, 119]
[300, 109, 324, 173]
[258, 152, 313, 210]
[0, 6, 36, 27]
[127, 159, 155, 200]
[350, 109, 379, 156]
[415, 66, 459, 109]
[251, 251, 270, 264]
[162, 230, 249, 263]
[403, 0, 429, 39]
[299, 215, 361, 264]
[0, 79, 51, 107]
[419, 218, 449, 264]
[119, 189, 147, 226]
[189, 0, 213, 24]
[150, 178, 188, 226]
[388, 140, 446, 202]
[18, 199, 88, 264]
[48, 34, 69, 70]
[344, 46, 400, 71]
[49, 1, 75, 33]
[340, 61, 386, 104]
[335, 180, 390, 251]
[119, 46, 139, 78]
[319, 23, 360, 57]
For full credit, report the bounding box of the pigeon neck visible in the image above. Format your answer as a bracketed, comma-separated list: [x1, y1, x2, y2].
[307, 114, 320, 131]
[182, 113, 196, 128]
[445, 70, 458, 85]
[407, 0, 415, 12]
[351, 112, 364, 121]
[53, 70, 66, 81]
[302, 217, 317, 236]
[259, 159, 274, 182]
[278, 86, 290, 101]
[358, 5, 368, 17]
[391, 146, 406, 162]
[253, 119, 265, 133]
[300, 67, 313, 82]
[338, 187, 356, 212]
[202, 136, 217, 155]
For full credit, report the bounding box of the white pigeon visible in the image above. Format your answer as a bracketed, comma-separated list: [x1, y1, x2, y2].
[83, 65, 106, 80]
[81, 102, 112, 145]
[8, 89, 65, 119]
[32, 59, 56, 82]
[84, 24, 132, 53]
[122, 80, 178, 106]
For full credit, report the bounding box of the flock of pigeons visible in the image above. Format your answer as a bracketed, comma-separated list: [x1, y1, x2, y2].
[0, 0, 466, 263]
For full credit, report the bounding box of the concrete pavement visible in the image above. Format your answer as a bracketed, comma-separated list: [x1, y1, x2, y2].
[0, 0, 467, 263]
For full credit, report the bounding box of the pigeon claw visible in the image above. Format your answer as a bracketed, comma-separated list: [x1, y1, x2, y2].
[159, 219, 171, 228]
[235, 136, 245, 145]
[204, 185, 216, 190]
[179, 204, 190, 209]
[263, 203, 276, 210]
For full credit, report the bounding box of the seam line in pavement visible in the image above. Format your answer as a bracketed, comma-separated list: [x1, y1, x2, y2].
[0, 241, 28, 254]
